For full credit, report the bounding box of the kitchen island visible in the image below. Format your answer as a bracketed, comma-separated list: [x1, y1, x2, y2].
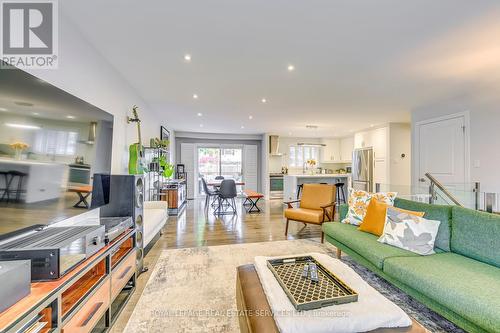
[283, 174, 351, 201]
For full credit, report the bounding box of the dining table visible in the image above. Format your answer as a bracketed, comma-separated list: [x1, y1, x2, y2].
[207, 180, 245, 187]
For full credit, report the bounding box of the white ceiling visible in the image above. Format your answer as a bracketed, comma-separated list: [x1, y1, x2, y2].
[62, 0, 500, 137]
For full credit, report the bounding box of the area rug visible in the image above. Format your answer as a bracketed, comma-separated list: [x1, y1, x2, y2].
[123, 239, 463, 333]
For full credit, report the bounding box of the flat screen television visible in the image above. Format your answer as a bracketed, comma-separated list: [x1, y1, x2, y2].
[0, 62, 113, 234]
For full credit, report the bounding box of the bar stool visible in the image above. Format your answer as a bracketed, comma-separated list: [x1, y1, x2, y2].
[296, 184, 303, 199]
[1, 171, 28, 202]
[297, 182, 329, 199]
[336, 182, 346, 204]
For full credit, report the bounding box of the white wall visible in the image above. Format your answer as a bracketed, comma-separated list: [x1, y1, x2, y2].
[25, 13, 172, 173]
[412, 97, 500, 193]
[388, 123, 411, 187]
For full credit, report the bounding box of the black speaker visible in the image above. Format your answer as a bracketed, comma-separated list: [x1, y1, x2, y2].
[92, 174, 147, 274]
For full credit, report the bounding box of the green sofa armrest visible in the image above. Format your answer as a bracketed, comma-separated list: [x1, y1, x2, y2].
[338, 204, 349, 222]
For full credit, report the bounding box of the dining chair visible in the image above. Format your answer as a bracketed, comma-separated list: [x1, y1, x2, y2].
[201, 177, 219, 209]
[214, 179, 237, 215]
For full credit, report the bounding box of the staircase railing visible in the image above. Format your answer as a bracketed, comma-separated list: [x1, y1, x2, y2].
[424, 173, 463, 206]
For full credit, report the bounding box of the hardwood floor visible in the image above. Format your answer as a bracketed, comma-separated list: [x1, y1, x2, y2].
[164, 197, 323, 248]
[110, 197, 324, 332]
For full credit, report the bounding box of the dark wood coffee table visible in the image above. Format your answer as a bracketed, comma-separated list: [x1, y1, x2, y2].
[236, 264, 427, 333]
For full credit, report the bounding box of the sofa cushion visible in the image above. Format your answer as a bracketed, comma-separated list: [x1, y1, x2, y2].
[383, 253, 500, 333]
[451, 207, 500, 268]
[322, 222, 418, 269]
[394, 198, 452, 252]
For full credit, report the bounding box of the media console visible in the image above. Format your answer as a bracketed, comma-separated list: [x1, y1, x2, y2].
[0, 228, 137, 333]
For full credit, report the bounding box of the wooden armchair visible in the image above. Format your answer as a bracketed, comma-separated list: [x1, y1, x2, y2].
[284, 183, 336, 243]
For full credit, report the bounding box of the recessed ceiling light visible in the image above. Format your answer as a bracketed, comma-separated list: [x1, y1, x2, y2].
[248, 115, 253, 120]
[199, 124, 204, 128]
[32, 112, 39, 115]
[241, 125, 245, 129]
[184, 54, 192, 62]
[193, 94, 198, 99]
[197, 112, 203, 117]
[261, 98, 267, 103]
[66, 115, 75, 119]
[0, 107, 7, 112]
[370, 124, 375, 127]
[5, 123, 41, 130]
[287, 64, 295, 72]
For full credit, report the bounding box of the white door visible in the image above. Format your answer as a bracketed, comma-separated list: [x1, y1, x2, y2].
[416, 114, 468, 188]
[180, 143, 195, 199]
[243, 145, 258, 191]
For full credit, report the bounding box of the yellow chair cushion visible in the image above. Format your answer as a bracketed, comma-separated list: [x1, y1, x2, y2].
[359, 198, 425, 236]
[285, 208, 324, 224]
[300, 184, 335, 210]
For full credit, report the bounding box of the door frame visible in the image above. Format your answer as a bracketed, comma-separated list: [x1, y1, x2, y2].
[413, 111, 471, 187]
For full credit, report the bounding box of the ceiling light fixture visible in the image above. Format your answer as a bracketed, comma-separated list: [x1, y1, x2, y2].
[248, 115, 253, 120]
[287, 64, 295, 72]
[370, 124, 375, 127]
[184, 54, 192, 62]
[32, 112, 39, 115]
[261, 98, 267, 103]
[193, 94, 199, 99]
[0, 107, 7, 112]
[5, 123, 41, 130]
[66, 115, 75, 119]
[199, 124, 204, 128]
[241, 125, 245, 129]
[197, 112, 203, 117]
[288, 132, 292, 136]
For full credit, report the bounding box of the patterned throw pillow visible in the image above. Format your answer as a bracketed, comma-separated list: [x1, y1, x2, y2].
[378, 207, 441, 255]
[341, 189, 397, 226]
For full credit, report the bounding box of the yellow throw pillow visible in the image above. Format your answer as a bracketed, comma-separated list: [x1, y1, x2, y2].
[359, 199, 425, 236]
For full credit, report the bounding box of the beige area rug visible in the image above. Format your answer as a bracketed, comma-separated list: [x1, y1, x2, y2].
[123, 239, 336, 333]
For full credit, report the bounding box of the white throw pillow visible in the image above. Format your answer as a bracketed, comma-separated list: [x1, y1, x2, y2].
[378, 207, 441, 255]
[342, 189, 397, 226]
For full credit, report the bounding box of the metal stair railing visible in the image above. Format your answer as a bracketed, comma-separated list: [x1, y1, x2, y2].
[424, 173, 463, 206]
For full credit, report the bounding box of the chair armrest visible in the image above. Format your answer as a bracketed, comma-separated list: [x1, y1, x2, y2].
[320, 202, 335, 209]
[283, 200, 300, 208]
[321, 202, 336, 222]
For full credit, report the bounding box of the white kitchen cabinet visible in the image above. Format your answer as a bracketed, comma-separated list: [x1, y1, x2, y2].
[321, 138, 340, 162]
[353, 123, 411, 189]
[354, 130, 373, 149]
[374, 158, 388, 185]
[340, 137, 354, 162]
[372, 127, 388, 159]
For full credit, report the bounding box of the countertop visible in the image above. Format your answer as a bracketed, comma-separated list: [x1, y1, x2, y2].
[284, 173, 351, 178]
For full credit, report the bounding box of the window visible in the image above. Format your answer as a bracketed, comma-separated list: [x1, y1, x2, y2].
[34, 129, 78, 156]
[288, 145, 319, 168]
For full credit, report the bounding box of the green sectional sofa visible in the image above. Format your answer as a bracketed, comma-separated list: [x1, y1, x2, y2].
[322, 198, 500, 333]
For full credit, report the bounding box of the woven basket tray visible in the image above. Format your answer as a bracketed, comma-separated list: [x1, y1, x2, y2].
[266, 256, 358, 311]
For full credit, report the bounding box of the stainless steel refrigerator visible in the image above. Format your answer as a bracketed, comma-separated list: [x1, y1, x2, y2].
[352, 148, 373, 192]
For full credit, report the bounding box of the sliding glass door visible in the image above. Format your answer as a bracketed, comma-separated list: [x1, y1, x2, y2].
[197, 146, 243, 196]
